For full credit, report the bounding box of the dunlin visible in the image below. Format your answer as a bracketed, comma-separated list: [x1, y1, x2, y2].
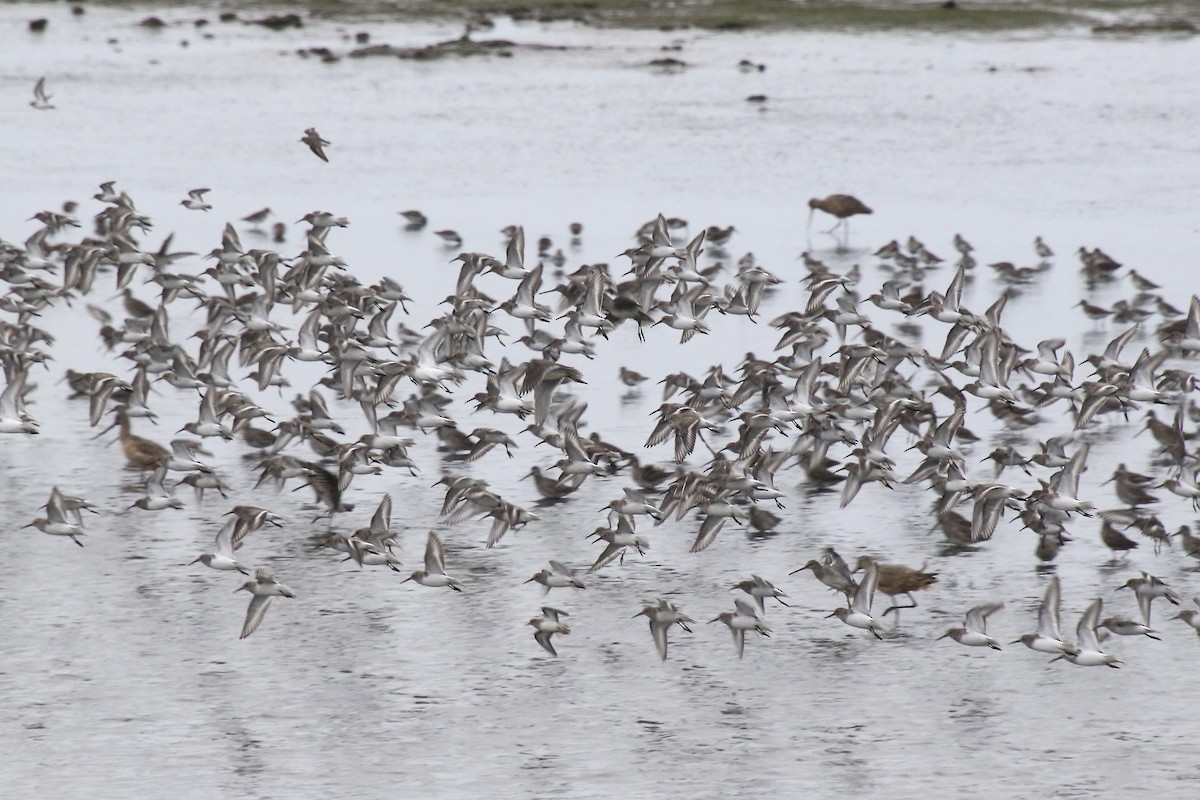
[401, 532, 463, 590]
[528, 607, 570, 656]
[236, 569, 296, 639]
[939, 602, 1004, 650]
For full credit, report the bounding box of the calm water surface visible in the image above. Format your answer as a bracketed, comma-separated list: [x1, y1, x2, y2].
[2, 6, 1200, 798]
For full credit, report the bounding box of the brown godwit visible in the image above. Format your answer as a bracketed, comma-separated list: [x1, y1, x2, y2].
[854, 556, 938, 616]
[807, 194, 872, 234]
[98, 406, 169, 470]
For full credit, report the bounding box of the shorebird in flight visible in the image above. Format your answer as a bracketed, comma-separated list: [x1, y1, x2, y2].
[301, 127, 330, 162]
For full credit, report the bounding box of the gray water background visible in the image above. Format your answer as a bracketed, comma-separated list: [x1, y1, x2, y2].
[2, 7, 1200, 798]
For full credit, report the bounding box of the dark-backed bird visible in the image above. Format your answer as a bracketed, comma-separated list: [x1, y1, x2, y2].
[807, 194, 872, 233]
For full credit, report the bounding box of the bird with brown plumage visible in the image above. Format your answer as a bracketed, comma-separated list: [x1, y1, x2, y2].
[96, 406, 168, 470]
[854, 556, 937, 617]
[807, 194, 873, 234]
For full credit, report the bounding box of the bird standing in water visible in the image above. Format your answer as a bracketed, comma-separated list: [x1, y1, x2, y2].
[807, 194, 872, 235]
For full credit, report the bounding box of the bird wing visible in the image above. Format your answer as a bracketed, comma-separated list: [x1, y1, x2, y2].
[650, 619, 669, 661]
[852, 560, 878, 614]
[1076, 598, 1103, 650]
[690, 514, 727, 553]
[505, 226, 525, 273]
[240, 595, 273, 639]
[534, 629, 557, 656]
[1058, 443, 1090, 498]
[215, 518, 240, 554]
[1038, 576, 1063, 640]
[424, 532, 446, 574]
[734, 598, 759, 618]
[965, 602, 1004, 633]
[370, 494, 393, 536]
[46, 486, 69, 524]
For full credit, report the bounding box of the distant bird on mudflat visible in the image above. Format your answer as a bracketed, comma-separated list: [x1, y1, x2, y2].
[807, 194, 872, 232]
[30, 77, 54, 109]
[399, 209, 428, 229]
[1099, 520, 1139, 559]
[241, 207, 271, 226]
[301, 127, 330, 162]
[434, 229, 462, 247]
[618, 367, 649, 387]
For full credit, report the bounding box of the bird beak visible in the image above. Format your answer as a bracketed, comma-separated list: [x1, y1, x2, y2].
[935, 632, 950, 641]
[92, 420, 119, 439]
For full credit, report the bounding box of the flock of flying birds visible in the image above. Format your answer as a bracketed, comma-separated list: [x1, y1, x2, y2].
[5, 139, 1200, 662]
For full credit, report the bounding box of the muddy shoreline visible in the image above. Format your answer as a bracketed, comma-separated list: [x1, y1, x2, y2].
[19, 0, 1200, 34]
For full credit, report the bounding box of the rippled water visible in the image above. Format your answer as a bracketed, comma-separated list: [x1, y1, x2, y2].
[3, 6, 1200, 798]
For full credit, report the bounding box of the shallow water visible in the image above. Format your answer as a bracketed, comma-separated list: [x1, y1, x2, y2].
[3, 6, 1200, 799]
